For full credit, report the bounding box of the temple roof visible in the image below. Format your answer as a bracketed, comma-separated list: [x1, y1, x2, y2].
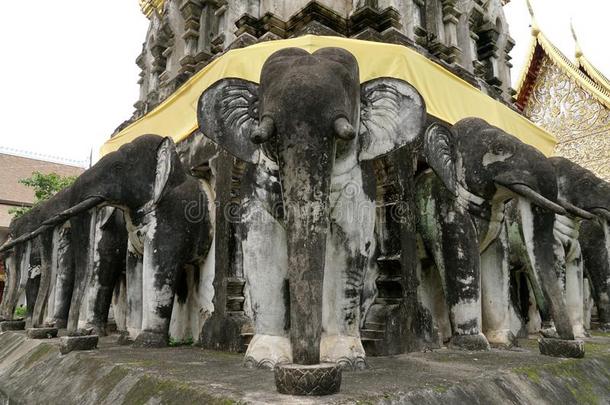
[516, 24, 610, 110]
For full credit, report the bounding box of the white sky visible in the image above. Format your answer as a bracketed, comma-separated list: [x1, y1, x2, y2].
[0, 1, 607, 165]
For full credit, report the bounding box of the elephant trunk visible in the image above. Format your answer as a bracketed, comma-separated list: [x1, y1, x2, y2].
[278, 125, 335, 365]
[518, 199, 574, 339]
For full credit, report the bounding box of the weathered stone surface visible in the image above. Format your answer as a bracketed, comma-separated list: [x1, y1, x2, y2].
[1, 333, 610, 404]
[449, 334, 491, 351]
[0, 320, 26, 332]
[26, 327, 58, 339]
[131, 331, 167, 348]
[274, 363, 341, 396]
[59, 335, 99, 355]
[538, 338, 585, 358]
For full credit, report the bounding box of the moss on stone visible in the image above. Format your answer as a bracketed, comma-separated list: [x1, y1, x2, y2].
[514, 356, 610, 405]
[23, 344, 53, 368]
[96, 367, 129, 402]
[123, 374, 239, 404]
[514, 366, 541, 384]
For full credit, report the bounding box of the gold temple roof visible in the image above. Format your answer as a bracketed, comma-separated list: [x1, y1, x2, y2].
[577, 55, 610, 94]
[516, 9, 610, 110]
[139, 0, 165, 18]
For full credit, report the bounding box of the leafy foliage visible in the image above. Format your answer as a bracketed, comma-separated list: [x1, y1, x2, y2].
[14, 306, 27, 318]
[9, 172, 77, 218]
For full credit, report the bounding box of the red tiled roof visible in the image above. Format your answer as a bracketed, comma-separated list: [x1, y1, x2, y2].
[0, 153, 84, 229]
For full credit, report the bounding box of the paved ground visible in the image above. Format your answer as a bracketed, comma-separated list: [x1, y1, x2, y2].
[0, 331, 609, 404]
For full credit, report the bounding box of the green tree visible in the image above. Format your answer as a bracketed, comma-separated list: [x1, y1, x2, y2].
[9, 172, 77, 218]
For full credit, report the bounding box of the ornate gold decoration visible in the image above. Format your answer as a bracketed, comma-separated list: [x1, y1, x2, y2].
[523, 57, 610, 181]
[139, 0, 165, 18]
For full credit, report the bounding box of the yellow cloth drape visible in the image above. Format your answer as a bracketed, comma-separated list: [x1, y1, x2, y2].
[102, 35, 557, 156]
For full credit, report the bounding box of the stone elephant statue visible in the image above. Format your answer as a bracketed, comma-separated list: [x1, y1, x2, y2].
[577, 177, 610, 331]
[198, 47, 426, 369]
[0, 135, 214, 347]
[0, 189, 71, 324]
[416, 118, 572, 350]
[506, 157, 610, 338]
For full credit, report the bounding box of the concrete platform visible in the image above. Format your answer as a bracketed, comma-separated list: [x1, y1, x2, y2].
[0, 330, 608, 404]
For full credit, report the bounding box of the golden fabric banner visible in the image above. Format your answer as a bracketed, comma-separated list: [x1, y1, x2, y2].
[102, 35, 557, 156]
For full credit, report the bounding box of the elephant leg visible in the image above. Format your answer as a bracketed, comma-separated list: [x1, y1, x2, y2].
[14, 243, 31, 320]
[243, 204, 291, 369]
[481, 229, 515, 348]
[583, 278, 594, 330]
[134, 235, 179, 347]
[321, 170, 375, 370]
[564, 244, 586, 338]
[66, 212, 96, 334]
[112, 272, 127, 332]
[31, 232, 54, 327]
[417, 175, 489, 350]
[126, 242, 143, 339]
[43, 229, 61, 325]
[525, 275, 543, 334]
[52, 230, 75, 328]
[1, 253, 17, 319]
[84, 220, 126, 336]
[519, 200, 574, 340]
[581, 219, 610, 329]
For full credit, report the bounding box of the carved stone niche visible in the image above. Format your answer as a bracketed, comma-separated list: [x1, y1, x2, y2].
[179, 0, 204, 75]
[475, 21, 501, 87]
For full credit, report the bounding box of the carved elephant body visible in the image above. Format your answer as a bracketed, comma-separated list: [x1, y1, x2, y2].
[199, 47, 425, 368]
[417, 119, 573, 349]
[0, 135, 215, 347]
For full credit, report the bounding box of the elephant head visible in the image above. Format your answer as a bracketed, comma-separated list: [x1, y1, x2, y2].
[198, 47, 425, 365]
[550, 157, 610, 222]
[424, 118, 574, 340]
[68, 135, 185, 217]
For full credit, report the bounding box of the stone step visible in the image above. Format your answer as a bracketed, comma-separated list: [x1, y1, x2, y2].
[226, 278, 245, 296]
[361, 329, 384, 340]
[226, 296, 245, 312]
[374, 297, 403, 306]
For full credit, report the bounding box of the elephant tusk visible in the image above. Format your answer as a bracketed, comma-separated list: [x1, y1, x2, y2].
[502, 183, 567, 215]
[251, 116, 276, 144]
[334, 117, 356, 141]
[42, 196, 105, 227]
[558, 198, 595, 220]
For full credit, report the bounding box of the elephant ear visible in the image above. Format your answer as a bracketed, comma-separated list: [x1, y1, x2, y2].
[198, 79, 260, 163]
[153, 137, 174, 205]
[424, 123, 458, 196]
[359, 78, 426, 161]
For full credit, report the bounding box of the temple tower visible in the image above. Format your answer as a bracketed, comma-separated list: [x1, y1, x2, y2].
[132, 0, 515, 121]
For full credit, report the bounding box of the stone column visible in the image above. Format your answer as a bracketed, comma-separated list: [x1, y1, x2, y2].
[179, 0, 204, 75]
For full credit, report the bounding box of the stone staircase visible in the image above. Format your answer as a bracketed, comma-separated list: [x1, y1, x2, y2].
[361, 254, 404, 356]
[225, 277, 254, 352]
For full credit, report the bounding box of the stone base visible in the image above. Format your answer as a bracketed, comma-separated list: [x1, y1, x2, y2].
[132, 331, 167, 348]
[0, 320, 26, 332]
[116, 331, 133, 346]
[486, 330, 518, 349]
[538, 338, 585, 358]
[26, 328, 58, 339]
[59, 335, 99, 355]
[274, 363, 341, 396]
[449, 333, 490, 351]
